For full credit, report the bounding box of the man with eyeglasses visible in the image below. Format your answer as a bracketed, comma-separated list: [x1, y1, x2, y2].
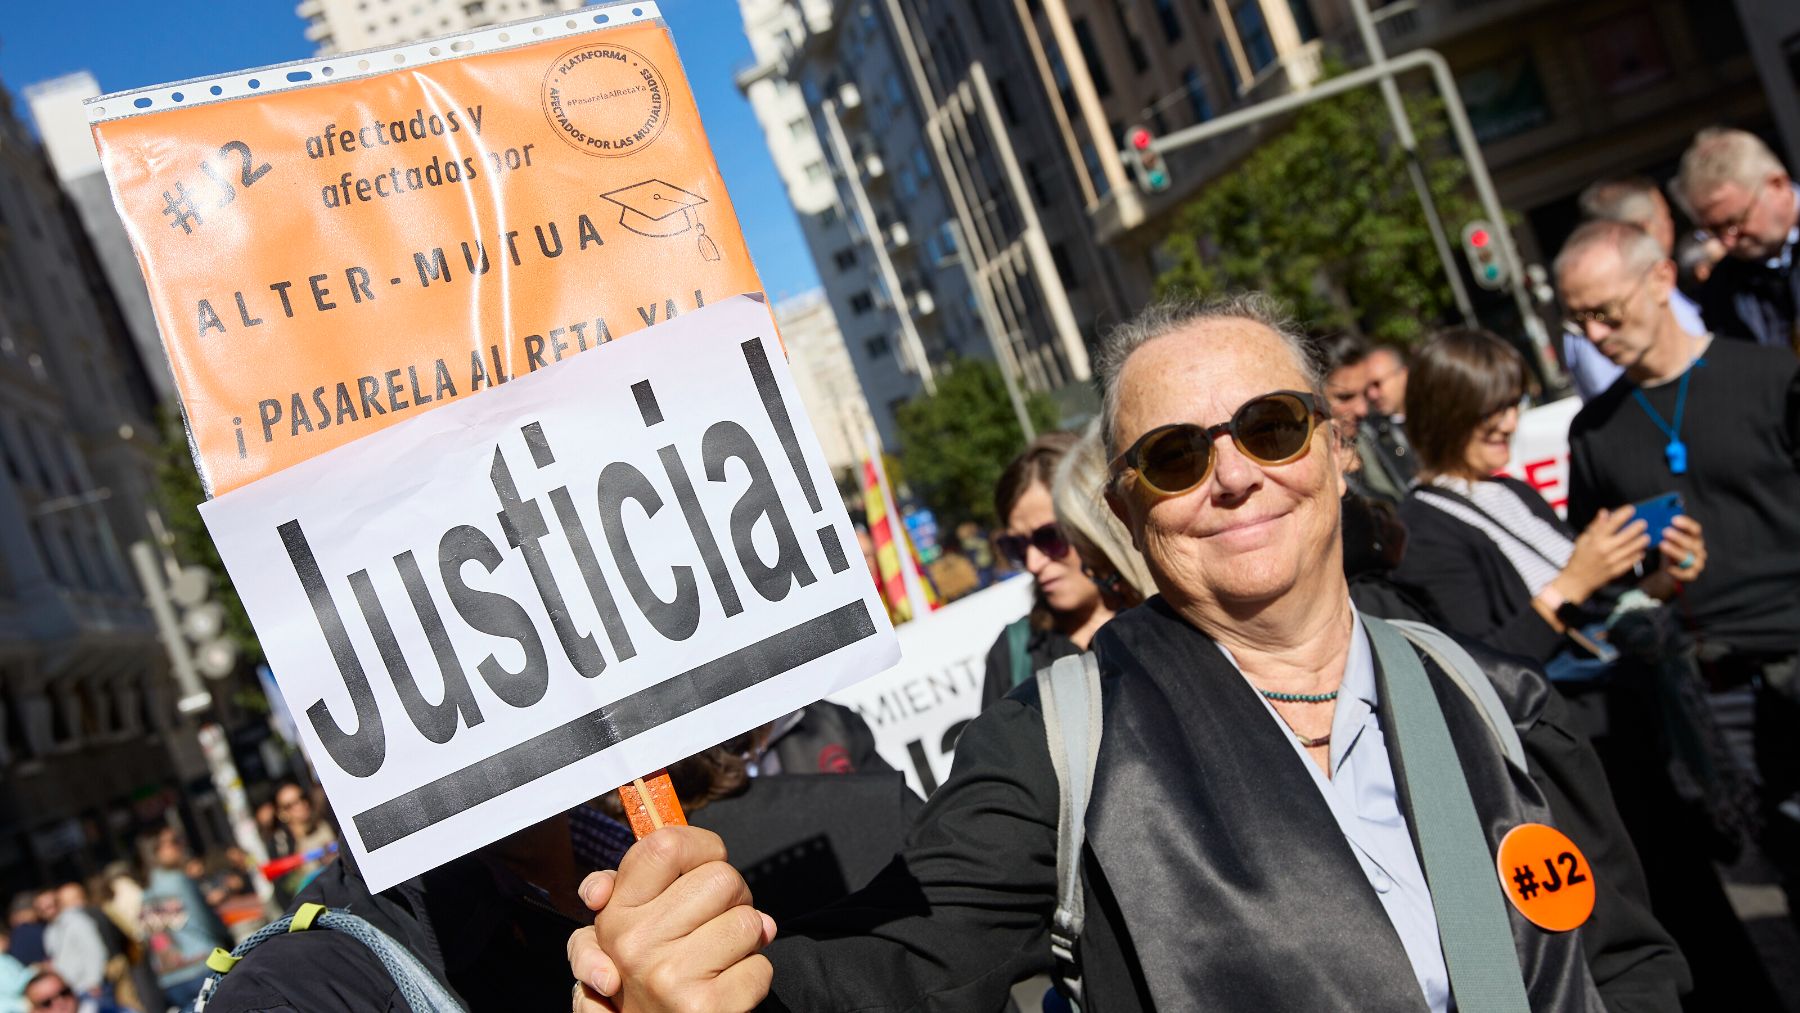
[565, 294, 1685, 1013]
[1672, 127, 1800, 352]
[1564, 177, 1709, 401]
[1558, 218, 1800, 891]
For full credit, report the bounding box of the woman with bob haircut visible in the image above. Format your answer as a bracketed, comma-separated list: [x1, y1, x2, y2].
[1391, 328, 1705, 664]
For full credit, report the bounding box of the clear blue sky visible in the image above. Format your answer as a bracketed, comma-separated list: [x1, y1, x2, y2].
[0, 0, 821, 302]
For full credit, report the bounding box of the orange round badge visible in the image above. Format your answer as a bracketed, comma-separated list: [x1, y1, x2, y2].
[1496, 823, 1595, 932]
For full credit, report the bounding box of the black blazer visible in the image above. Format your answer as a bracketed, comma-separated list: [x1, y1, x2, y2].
[764, 598, 1687, 1012]
[1393, 477, 1571, 665]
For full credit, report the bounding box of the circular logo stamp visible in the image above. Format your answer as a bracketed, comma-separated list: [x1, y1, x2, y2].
[541, 42, 669, 157]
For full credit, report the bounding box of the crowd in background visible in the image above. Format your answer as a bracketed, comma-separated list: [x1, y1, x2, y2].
[19, 123, 1799, 1012]
[1, 782, 342, 1013]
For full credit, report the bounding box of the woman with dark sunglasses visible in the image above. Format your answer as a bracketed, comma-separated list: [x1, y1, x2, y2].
[979, 432, 1116, 709]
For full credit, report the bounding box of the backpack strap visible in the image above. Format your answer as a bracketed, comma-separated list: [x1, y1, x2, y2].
[1007, 617, 1033, 689]
[1036, 651, 1102, 1010]
[1364, 615, 1532, 1013]
[1386, 618, 1528, 772]
[190, 905, 466, 1013]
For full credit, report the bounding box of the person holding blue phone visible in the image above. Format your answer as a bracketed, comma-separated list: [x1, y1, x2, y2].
[1391, 327, 1787, 1010]
[1393, 329, 1706, 671]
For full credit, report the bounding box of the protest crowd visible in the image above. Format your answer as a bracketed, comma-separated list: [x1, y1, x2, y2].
[33, 123, 1762, 1013]
[18, 4, 1800, 1000]
[2, 783, 341, 1013]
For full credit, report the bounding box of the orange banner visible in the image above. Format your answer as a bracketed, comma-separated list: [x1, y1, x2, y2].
[93, 9, 762, 495]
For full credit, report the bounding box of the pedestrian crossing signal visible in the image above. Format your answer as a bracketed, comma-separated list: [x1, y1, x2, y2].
[1124, 126, 1171, 194]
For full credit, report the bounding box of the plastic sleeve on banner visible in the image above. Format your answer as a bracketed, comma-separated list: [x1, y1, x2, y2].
[86, 1, 664, 121]
[618, 771, 687, 838]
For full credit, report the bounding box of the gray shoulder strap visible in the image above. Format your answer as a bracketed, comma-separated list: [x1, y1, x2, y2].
[1037, 651, 1102, 1008]
[1388, 618, 1528, 772]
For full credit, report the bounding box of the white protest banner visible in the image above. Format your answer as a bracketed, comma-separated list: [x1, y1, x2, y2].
[202, 295, 899, 891]
[1499, 395, 1582, 517]
[830, 576, 1033, 796]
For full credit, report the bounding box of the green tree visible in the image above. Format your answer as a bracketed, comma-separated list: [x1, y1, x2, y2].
[1154, 66, 1482, 345]
[154, 407, 263, 665]
[895, 358, 1060, 529]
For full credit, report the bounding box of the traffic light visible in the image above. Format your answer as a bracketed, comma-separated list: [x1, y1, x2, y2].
[1123, 126, 1170, 194]
[1462, 221, 1510, 291]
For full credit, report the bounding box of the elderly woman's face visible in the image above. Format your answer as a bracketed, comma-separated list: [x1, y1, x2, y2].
[1109, 320, 1344, 613]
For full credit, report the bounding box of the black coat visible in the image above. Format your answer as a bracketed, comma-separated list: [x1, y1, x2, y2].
[1393, 477, 1571, 664]
[764, 598, 1687, 1012]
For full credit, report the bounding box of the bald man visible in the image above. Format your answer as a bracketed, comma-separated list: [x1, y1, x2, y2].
[1559, 219, 1800, 891]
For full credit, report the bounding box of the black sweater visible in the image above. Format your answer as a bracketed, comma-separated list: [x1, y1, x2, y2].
[1568, 339, 1800, 655]
[1393, 476, 1571, 664]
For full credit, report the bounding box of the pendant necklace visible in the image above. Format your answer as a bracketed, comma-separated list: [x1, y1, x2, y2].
[1256, 685, 1335, 748]
[1632, 341, 1705, 476]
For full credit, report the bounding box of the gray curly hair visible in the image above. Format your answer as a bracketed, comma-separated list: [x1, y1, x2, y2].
[1096, 292, 1325, 458]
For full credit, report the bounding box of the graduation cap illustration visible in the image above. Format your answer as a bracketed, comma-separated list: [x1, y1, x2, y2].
[599, 179, 721, 261]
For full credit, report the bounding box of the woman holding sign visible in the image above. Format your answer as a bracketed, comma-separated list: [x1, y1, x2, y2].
[569, 295, 1686, 1013]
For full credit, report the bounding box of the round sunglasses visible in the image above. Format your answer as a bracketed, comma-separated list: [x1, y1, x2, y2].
[1110, 390, 1328, 498]
[996, 522, 1071, 567]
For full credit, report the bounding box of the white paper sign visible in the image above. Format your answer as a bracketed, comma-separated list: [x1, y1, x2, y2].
[1499, 396, 1581, 517]
[829, 577, 1033, 796]
[202, 295, 899, 891]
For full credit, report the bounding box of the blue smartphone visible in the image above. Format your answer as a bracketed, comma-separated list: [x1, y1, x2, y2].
[1628, 492, 1684, 550]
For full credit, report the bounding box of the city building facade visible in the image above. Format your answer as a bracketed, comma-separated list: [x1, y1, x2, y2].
[24, 72, 175, 404]
[1013, 0, 1775, 297]
[298, 0, 588, 54]
[774, 289, 876, 478]
[738, 0, 1097, 450]
[0, 82, 216, 894]
[744, 0, 1776, 365]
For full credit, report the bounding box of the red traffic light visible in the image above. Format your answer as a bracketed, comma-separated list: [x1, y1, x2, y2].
[1469, 228, 1490, 248]
[1131, 128, 1153, 151]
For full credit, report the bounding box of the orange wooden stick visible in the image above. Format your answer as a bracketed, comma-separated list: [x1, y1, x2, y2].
[618, 770, 687, 838]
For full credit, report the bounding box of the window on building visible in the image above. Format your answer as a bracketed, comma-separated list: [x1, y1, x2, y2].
[1112, 6, 1150, 73]
[884, 72, 907, 110]
[1026, 160, 1052, 207]
[1050, 242, 1080, 291]
[1289, 0, 1320, 42]
[864, 334, 892, 359]
[1154, 0, 1182, 42]
[788, 116, 810, 140]
[1233, 1, 1277, 73]
[1216, 38, 1242, 94]
[898, 166, 919, 200]
[1072, 19, 1112, 98]
[819, 206, 840, 227]
[1082, 142, 1111, 200]
[834, 247, 858, 271]
[804, 161, 830, 182]
[993, 76, 1021, 126]
[912, 147, 932, 180]
[1183, 67, 1213, 123]
[849, 291, 876, 315]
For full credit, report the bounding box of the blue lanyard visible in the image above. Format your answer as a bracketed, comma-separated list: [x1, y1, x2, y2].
[1631, 364, 1696, 475]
